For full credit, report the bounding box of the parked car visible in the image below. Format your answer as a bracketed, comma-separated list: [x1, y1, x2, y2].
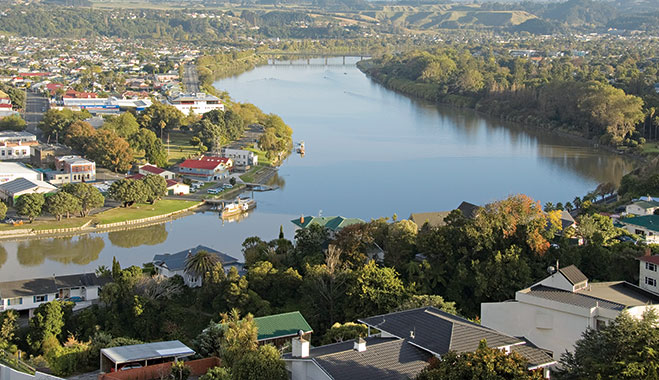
[222, 184, 233, 189]
[207, 189, 221, 194]
[119, 363, 143, 371]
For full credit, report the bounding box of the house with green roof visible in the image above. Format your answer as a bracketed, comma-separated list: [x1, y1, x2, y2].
[620, 215, 659, 244]
[625, 198, 659, 216]
[291, 216, 364, 233]
[253, 311, 313, 346]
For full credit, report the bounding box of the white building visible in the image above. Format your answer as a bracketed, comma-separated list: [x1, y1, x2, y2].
[0, 131, 38, 161]
[619, 215, 659, 244]
[625, 198, 659, 216]
[57, 97, 152, 115]
[167, 92, 224, 115]
[481, 265, 659, 361]
[152, 245, 242, 287]
[0, 162, 42, 183]
[221, 148, 257, 167]
[0, 273, 109, 317]
[138, 164, 176, 180]
[638, 254, 659, 295]
[0, 178, 56, 205]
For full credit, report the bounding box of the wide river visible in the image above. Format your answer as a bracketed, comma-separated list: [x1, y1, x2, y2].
[0, 57, 634, 281]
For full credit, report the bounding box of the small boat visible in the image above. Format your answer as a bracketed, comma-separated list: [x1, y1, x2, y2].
[296, 141, 305, 154]
[221, 198, 256, 218]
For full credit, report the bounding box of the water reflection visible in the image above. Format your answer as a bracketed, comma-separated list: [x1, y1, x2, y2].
[17, 235, 104, 266]
[0, 245, 6, 269]
[107, 223, 169, 248]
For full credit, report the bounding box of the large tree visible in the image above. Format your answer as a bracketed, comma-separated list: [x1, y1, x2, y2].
[85, 129, 134, 173]
[142, 174, 167, 204]
[108, 178, 148, 207]
[61, 183, 105, 217]
[15, 193, 45, 223]
[232, 344, 287, 380]
[0, 114, 26, 131]
[184, 250, 220, 280]
[347, 260, 407, 318]
[132, 129, 167, 167]
[45, 192, 81, 221]
[63, 120, 95, 152]
[103, 112, 139, 139]
[557, 310, 659, 380]
[38, 109, 90, 140]
[138, 102, 184, 134]
[219, 309, 258, 369]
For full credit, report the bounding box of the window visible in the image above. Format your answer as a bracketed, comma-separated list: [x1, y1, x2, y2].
[646, 277, 657, 287]
[596, 319, 607, 330]
[33, 295, 48, 302]
[647, 262, 657, 272]
[7, 297, 22, 305]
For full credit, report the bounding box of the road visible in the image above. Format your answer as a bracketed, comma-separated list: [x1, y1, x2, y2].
[24, 90, 49, 134]
[183, 64, 200, 93]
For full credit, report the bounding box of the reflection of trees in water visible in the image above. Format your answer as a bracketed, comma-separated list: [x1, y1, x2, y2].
[266, 172, 286, 190]
[107, 223, 168, 248]
[0, 245, 6, 269]
[17, 235, 104, 266]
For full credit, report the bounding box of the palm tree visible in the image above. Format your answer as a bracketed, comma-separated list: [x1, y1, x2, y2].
[184, 250, 220, 280]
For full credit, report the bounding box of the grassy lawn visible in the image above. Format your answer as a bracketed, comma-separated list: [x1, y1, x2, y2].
[0, 217, 92, 231]
[244, 147, 273, 166]
[640, 143, 659, 155]
[166, 130, 199, 167]
[93, 199, 200, 225]
[239, 165, 267, 183]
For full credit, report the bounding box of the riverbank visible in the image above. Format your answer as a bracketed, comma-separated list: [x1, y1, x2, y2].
[356, 60, 648, 165]
[0, 200, 202, 240]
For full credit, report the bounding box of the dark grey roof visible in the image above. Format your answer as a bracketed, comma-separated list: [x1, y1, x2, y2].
[457, 201, 480, 219]
[284, 337, 431, 380]
[100, 340, 194, 364]
[0, 273, 108, 299]
[152, 245, 239, 271]
[525, 285, 625, 310]
[560, 210, 576, 230]
[0, 178, 47, 194]
[559, 265, 588, 285]
[511, 344, 556, 368]
[359, 307, 521, 355]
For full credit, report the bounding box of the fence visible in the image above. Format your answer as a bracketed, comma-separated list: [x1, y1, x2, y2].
[98, 357, 220, 380]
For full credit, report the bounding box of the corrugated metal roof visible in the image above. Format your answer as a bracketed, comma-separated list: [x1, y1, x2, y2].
[621, 215, 659, 233]
[101, 340, 194, 364]
[253, 311, 312, 341]
[0, 178, 55, 194]
[152, 245, 239, 271]
[559, 265, 588, 285]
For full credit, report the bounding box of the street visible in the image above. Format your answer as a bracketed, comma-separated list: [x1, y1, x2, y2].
[23, 90, 49, 134]
[183, 64, 200, 93]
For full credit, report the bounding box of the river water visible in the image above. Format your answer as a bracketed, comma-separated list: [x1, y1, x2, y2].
[0, 57, 634, 281]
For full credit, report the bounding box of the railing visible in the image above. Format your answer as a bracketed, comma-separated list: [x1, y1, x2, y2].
[0, 349, 36, 375]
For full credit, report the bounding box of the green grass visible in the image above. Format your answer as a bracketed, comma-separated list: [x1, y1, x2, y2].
[244, 147, 273, 166]
[0, 217, 92, 231]
[93, 199, 200, 225]
[640, 143, 659, 155]
[239, 166, 267, 183]
[166, 130, 199, 167]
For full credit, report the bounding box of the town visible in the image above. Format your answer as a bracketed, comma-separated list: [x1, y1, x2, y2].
[0, 0, 658, 379]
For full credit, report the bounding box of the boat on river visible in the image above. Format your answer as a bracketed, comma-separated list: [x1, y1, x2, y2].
[221, 197, 256, 218]
[296, 141, 305, 155]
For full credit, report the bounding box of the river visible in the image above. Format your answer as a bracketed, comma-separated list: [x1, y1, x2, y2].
[0, 57, 634, 281]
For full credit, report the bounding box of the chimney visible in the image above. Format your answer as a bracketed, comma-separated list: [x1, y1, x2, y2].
[645, 247, 652, 257]
[300, 215, 304, 224]
[354, 338, 366, 352]
[292, 334, 309, 358]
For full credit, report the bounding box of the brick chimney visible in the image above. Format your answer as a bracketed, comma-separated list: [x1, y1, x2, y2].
[300, 215, 304, 224]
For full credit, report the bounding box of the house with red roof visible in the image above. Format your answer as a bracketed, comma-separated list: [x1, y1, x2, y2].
[138, 164, 175, 180]
[63, 90, 98, 99]
[638, 253, 659, 295]
[0, 90, 12, 109]
[177, 156, 232, 182]
[128, 173, 189, 195]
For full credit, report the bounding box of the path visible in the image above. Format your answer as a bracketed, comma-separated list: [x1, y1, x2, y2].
[183, 64, 200, 93]
[23, 90, 49, 134]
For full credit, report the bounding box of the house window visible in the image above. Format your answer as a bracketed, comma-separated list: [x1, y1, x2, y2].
[596, 319, 607, 330]
[647, 262, 657, 272]
[33, 295, 48, 303]
[7, 297, 22, 305]
[645, 277, 657, 287]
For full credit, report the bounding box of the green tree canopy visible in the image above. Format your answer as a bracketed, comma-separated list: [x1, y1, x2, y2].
[108, 178, 148, 207]
[184, 250, 220, 280]
[0, 114, 26, 131]
[15, 193, 45, 223]
[232, 344, 287, 380]
[61, 183, 105, 217]
[138, 102, 184, 134]
[45, 192, 82, 221]
[142, 174, 167, 204]
[103, 112, 139, 139]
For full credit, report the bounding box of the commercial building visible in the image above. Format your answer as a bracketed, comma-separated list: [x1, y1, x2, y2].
[167, 92, 224, 115]
[0, 177, 56, 205]
[30, 144, 73, 167]
[481, 265, 659, 361]
[220, 148, 257, 167]
[177, 156, 232, 181]
[0, 273, 109, 317]
[152, 245, 242, 287]
[0, 131, 39, 161]
[56, 97, 152, 115]
[0, 162, 42, 183]
[54, 155, 96, 183]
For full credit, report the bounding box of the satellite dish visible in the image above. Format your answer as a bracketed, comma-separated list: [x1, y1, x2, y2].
[547, 266, 556, 275]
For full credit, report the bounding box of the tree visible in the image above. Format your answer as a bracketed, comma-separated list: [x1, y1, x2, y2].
[132, 129, 167, 168]
[185, 250, 220, 281]
[416, 340, 544, 380]
[347, 261, 407, 318]
[85, 129, 134, 173]
[0, 201, 6, 220]
[26, 300, 71, 353]
[61, 183, 105, 217]
[38, 109, 89, 140]
[15, 193, 45, 223]
[108, 178, 148, 207]
[170, 361, 191, 380]
[63, 120, 95, 152]
[138, 102, 184, 133]
[557, 310, 659, 380]
[0, 310, 18, 350]
[45, 192, 82, 221]
[103, 112, 139, 139]
[0, 114, 26, 131]
[322, 322, 368, 344]
[395, 295, 457, 315]
[232, 345, 287, 380]
[142, 174, 167, 204]
[200, 367, 232, 380]
[219, 309, 258, 369]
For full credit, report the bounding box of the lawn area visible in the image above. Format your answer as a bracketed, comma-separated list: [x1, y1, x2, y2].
[93, 199, 201, 225]
[0, 217, 92, 231]
[640, 143, 659, 155]
[166, 130, 199, 166]
[239, 165, 268, 183]
[244, 147, 273, 166]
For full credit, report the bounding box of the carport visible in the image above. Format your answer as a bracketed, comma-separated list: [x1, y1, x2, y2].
[100, 340, 195, 373]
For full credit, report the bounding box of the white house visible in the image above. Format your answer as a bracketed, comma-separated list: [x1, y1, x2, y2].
[625, 198, 659, 216]
[0, 131, 39, 161]
[152, 245, 242, 287]
[481, 265, 659, 361]
[166, 179, 189, 195]
[619, 215, 659, 244]
[167, 93, 224, 115]
[0, 273, 110, 317]
[638, 254, 659, 295]
[138, 164, 176, 180]
[221, 148, 257, 167]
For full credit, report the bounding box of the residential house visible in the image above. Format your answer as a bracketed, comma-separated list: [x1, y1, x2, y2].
[284, 307, 555, 380]
[167, 92, 224, 115]
[0, 90, 12, 110]
[481, 265, 659, 361]
[291, 216, 365, 237]
[0, 273, 110, 317]
[253, 311, 313, 347]
[409, 211, 451, 228]
[30, 144, 73, 167]
[100, 340, 195, 373]
[128, 172, 189, 195]
[152, 245, 242, 287]
[0, 131, 38, 161]
[619, 215, 659, 244]
[625, 197, 659, 215]
[457, 201, 480, 219]
[0, 177, 56, 205]
[220, 148, 257, 167]
[54, 155, 96, 183]
[177, 156, 232, 181]
[0, 162, 42, 183]
[638, 253, 659, 295]
[138, 164, 175, 180]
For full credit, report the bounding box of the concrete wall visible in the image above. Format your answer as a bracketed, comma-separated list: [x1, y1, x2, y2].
[285, 360, 331, 380]
[0, 364, 62, 380]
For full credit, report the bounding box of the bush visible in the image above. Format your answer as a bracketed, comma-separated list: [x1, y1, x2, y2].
[170, 361, 191, 380]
